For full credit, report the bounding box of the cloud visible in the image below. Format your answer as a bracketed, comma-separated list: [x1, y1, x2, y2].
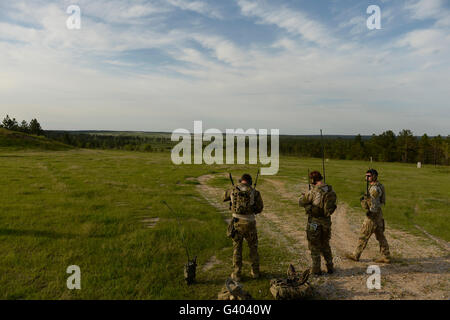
[406, 0, 446, 20]
[397, 28, 450, 57]
[237, 0, 334, 46]
[166, 0, 223, 19]
[0, 0, 448, 135]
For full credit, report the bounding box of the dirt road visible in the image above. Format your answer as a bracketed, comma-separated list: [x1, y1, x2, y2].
[196, 174, 449, 300]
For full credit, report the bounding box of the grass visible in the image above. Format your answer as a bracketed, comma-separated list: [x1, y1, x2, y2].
[0, 146, 448, 299]
[0, 150, 230, 299]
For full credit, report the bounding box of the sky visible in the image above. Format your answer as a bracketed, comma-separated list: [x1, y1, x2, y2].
[0, 0, 449, 135]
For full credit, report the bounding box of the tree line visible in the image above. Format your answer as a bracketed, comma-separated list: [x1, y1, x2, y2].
[2, 115, 448, 165]
[280, 130, 449, 165]
[45, 131, 171, 152]
[0, 115, 43, 136]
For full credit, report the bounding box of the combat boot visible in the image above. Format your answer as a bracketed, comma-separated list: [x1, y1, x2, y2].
[311, 265, 322, 276]
[375, 256, 391, 264]
[326, 263, 334, 274]
[345, 253, 359, 262]
[312, 269, 322, 276]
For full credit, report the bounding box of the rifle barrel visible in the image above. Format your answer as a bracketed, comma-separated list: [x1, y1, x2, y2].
[254, 169, 260, 188]
[229, 173, 235, 186]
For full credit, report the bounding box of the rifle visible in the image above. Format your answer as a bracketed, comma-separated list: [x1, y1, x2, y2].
[307, 168, 311, 190]
[366, 176, 369, 198]
[254, 169, 260, 189]
[227, 173, 237, 238]
[229, 172, 235, 186]
[361, 169, 372, 217]
[320, 129, 326, 183]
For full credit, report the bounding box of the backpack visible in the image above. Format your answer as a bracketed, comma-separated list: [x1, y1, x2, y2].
[269, 265, 312, 300]
[319, 185, 337, 217]
[230, 185, 255, 215]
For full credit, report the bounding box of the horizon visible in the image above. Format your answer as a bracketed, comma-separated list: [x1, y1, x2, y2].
[43, 128, 447, 138]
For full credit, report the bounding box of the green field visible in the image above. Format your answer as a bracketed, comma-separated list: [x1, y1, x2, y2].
[0, 128, 448, 299]
[0, 140, 448, 299]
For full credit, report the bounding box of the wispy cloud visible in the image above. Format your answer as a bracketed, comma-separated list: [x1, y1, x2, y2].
[237, 0, 334, 46]
[405, 0, 447, 20]
[166, 0, 223, 19]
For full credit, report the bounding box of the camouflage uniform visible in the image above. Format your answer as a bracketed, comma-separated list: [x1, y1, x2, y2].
[299, 184, 335, 274]
[223, 183, 263, 279]
[353, 181, 390, 260]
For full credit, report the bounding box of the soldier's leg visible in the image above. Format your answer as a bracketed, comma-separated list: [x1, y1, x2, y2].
[232, 229, 244, 280]
[307, 224, 322, 274]
[374, 218, 391, 260]
[245, 222, 260, 278]
[310, 245, 321, 275]
[353, 217, 375, 260]
[321, 226, 334, 273]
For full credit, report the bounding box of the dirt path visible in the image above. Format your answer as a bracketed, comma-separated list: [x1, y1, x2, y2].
[195, 174, 449, 300]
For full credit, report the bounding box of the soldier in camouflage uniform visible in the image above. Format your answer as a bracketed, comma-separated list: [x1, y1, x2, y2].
[299, 171, 337, 275]
[223, 174, 264, 281]
[347, 169, 391, 263]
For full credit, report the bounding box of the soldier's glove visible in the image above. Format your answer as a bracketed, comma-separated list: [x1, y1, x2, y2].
[360, 197, 370, 211]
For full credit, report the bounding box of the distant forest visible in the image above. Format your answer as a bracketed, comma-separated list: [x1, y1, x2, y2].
[2, 115, 449, 165]
[44, 130, 450, 166]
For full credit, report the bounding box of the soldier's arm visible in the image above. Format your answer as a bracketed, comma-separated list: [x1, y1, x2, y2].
[298, 191, 312, 207]
[253, 190, 264, 214]
[223, 189, 231, 202]
[299, 191, 313, 215]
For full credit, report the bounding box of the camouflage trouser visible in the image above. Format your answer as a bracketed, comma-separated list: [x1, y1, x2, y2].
[354, 210, 390, 259]
[306, 220, 333, 273]
[232, 220, 259, 277]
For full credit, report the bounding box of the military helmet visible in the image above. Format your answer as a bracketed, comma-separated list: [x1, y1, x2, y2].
[239, 173, 252, 185]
